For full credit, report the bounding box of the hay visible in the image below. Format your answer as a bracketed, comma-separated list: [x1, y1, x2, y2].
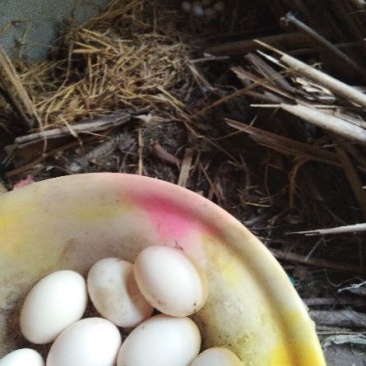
[18, 0, 192, 129]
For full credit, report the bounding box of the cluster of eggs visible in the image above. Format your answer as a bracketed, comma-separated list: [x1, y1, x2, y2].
[0, 246, 243, 366]
[180, 0, 225, 19]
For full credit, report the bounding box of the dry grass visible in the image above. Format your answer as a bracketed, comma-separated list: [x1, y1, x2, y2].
[18, 0, 192, 129]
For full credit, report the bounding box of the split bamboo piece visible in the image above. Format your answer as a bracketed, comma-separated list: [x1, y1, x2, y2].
[256, 40, 366, 108]
[280, 104, 366, 146]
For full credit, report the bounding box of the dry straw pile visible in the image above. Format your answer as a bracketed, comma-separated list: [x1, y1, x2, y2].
[19, 0, 192, 129]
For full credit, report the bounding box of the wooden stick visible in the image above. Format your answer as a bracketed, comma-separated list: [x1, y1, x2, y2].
[304, 297, 366, 307]
[271, 249, 362, 273]
[14, 112, 130, 146]
[310, 309, 366, 328]
[205, 32, 311, 56]
[5, 135, 102, 178]
[244, 52, 295, 92]
[280, 104, 366, 146]
[231, 66, 295, 101]
[289, 223, 366, 236]
[177, 148, 194, 187]
[282, 12, 366, 78]
[137, 128, 144, 176]
[226, 118, 342, 167]
[151, 141, 181, 166]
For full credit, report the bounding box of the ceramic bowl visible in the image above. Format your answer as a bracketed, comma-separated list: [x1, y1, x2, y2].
[0, 173, 325, 365]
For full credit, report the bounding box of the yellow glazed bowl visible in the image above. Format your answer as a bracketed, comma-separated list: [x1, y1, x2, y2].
[0, 173, 325, 365]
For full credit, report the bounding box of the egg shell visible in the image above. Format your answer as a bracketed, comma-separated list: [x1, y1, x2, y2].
[46, 317, 121, 366]
[117, 314, 201, 366]
[87, 257, 154, 327]
[0, 348, 44, 366]
[190, 347, 244, 366]
[20, 270, 88, 344]
[134, 245, 208, 317]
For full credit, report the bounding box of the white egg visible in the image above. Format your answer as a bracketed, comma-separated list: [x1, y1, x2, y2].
[87, 257, 153, 327]
[181, 1, 191, 12]
[134, 246, 208, 317]
[117, 314, 201, 366]
[20, 270, 88, 344]
[213, 1, 225, 12]
[46, 317, 121, 366]
[192, 3, 205, 16]
[0, 348, 44, 366]
[190, 347, 244, 366]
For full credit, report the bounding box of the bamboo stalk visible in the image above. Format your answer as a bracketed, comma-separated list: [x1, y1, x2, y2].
[290, 223, 366, 236]
[255, 41, 366, 107]
[281, 12, 366, 78]
[279, 51, 366, 107]
[280, 104, 366, 145]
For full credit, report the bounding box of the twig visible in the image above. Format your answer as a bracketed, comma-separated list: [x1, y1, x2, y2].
[310, 309, 366, 328]
[271, 248, 362, 273]
[177, 148, 194, 187]
[280, 104, 366, 146]
[14, 112, 131, 146]
[5, 135, 102, 178]
[137, 128, 143, 176]
[231, 66, 295, 102]
[281, 13, 366, 79]
[225, 118, 342, 167]
[205, 32, 311, 56]
[151, 141, 181, 166]
[304, 297, 366, 307]
[334, 144, 366, 219]
[186, 61, 216, 93]
[289, 223, 366, 236]
[198, 161, 222, 201]
[244, 53, 295, 93]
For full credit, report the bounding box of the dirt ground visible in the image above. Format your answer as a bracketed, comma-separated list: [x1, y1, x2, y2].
[1, 0, 366, 364]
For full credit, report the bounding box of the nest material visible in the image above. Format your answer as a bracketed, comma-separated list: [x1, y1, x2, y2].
[18, 0, 192, 128]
